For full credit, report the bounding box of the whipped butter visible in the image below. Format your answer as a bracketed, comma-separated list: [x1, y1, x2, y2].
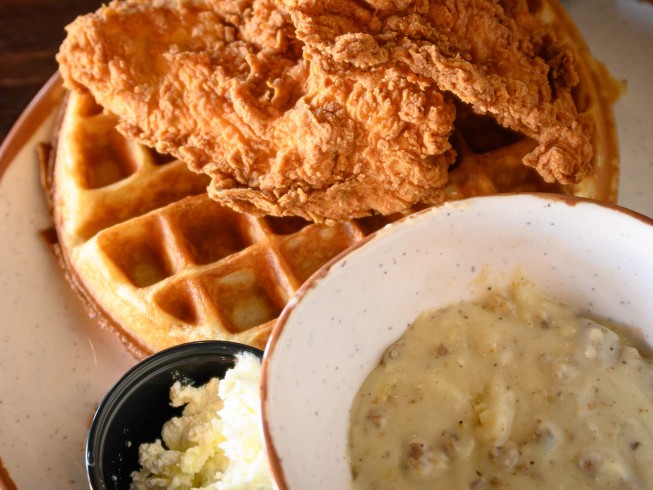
[349, 282, 653, 489]
[130, 352, 272, 490]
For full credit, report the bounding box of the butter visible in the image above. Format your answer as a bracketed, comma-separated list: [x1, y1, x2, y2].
[349, 281, 653, 489]
[130, 352, 272, 490]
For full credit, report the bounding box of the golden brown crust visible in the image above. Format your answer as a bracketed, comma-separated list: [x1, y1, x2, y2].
[47, 0, 620, 357]
[39, 115, 154, 359]
[281, 0, 593, 184]
[57, 0, 458, 222]
[47, 91, 370, 356]
[0, 457, 18, 490]
[56, 0, 607, 224]
[543, 0, 620, 202]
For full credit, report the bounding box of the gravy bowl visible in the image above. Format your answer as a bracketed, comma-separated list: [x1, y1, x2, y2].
[261, 193, 653, 490]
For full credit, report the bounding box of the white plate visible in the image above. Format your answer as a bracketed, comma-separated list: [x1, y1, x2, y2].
[0, 1, 652, 488]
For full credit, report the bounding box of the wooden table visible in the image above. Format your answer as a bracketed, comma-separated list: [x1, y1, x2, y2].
[0, 0, 103, 143]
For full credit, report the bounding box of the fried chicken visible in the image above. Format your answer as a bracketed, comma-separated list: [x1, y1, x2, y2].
[281, 0, 594, 184]
[58, 0, 593, 221]
[57, 0, 457, 222]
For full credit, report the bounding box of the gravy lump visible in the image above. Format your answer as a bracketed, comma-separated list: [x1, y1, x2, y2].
[348, 283, 653, 489]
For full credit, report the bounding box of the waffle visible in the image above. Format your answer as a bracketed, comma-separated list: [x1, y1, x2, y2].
[43, 0, 619, 358]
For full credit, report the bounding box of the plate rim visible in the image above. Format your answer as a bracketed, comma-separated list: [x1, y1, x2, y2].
[0, 72, 64, 180]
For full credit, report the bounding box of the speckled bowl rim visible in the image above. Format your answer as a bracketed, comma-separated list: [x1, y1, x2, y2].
[260, 192, 653, 490]
[86, 340, 264, 490]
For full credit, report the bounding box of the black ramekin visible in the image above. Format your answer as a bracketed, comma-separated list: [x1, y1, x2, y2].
[86, 340, 264, 489]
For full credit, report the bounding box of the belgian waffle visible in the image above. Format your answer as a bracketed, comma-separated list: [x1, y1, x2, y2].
[43, 0, 619, 358]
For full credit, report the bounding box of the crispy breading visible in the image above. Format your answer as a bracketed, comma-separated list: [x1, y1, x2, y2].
[58, 0, 594, 222]
[57, 0, 456, 222]
[281, 0, 593, 184]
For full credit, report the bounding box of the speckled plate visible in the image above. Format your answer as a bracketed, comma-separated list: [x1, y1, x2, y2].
[0, 1, 652, 488]
[0, 76, 136, 489]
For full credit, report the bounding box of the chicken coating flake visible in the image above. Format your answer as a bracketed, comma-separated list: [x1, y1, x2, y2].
[281, 0, 594, 185]
[58, 0, 593, 222]
[57, 0, 457, 222]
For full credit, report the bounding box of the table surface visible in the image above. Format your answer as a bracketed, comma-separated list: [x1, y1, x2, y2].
[0, 0, 103, 144]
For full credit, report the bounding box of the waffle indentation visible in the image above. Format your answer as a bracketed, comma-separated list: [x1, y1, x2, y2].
[571, 81, 590, 113]
[75, 170, 210, 243]
[154, 279, 198, 324]
[526, 0, 542, 14]
[280, 223, 359, 283]
[98, 216, 174, 288]
[264, 216, 310, 235]
[147, 148, 177, 166]
[201, 252, 285, 333]
[76, 95, 103, 117]
[455, 102, 521, 154]
[355, 214, 398, 236]
[77, 121, 138, 188]
[170, 200, 252, 266]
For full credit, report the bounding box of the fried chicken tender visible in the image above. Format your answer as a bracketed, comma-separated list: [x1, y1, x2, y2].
[281, 0, 594, 184]
[57, 0, 457, 222]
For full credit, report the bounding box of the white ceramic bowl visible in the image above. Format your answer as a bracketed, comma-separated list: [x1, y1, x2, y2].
[260, 193, 653, 490]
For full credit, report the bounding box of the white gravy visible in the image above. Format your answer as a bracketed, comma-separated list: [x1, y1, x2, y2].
[349, 283, 653, 489]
